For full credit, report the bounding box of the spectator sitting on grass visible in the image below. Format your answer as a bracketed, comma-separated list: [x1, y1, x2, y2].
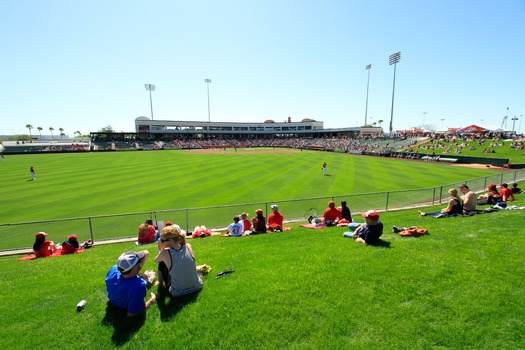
[267, 204, 284, 232]
[105, 250, 156, 318]
[323, 201, 342, 226]
[477, 184, 501, 205]
[419, 188, 463, 218]
[222, 216, 245, 237]
[339, 200, 352, 223]
[459, 184, 477, 214]
[350, 210, 383, 245]
[33, 232, 56, 258]
[252, 209, 267, 234]
[137, 219, 159, 244]
[240, 212, 252, 234]
[499, 183, 515, 202]
[60, 234, 80, 255]
[154, 226, 203, 298]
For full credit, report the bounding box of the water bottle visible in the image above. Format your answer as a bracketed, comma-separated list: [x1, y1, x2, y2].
[76, 300, 87, 311]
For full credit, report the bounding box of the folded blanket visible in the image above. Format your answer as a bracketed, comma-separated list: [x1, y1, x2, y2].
[18, 247, 86, 261]
[299, 224, 329, 229]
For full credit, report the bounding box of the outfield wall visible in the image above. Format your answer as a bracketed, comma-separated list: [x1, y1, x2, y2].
[2, 170, 524, 255]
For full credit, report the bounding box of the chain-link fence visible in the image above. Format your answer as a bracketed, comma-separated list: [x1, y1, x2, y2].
[2, 169, 524, 254]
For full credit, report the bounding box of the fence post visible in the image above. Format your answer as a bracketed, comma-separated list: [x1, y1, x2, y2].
[185, 209, 189, 234]
[385, 192, 390, 210]
[88, 217, 94, 243]
[439, 186, 444, 203]
[432, 187, 436, 205]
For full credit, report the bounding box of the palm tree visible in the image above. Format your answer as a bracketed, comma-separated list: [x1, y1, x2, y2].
[37, 127, 43, 140]
[49, 127, 55, 140]
[378, 119, 384, 128]
[75, 131, 81, 137]
[26, 124, 33, 138]
[59, 128, 64, 139]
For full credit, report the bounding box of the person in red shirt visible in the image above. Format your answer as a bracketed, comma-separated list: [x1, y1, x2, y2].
[499, 183, 515, 202]
[138, 219, 158, 243]
[267, 204, 284, 232]
[33, 232, 55, 258]
[61, 234, 80, 254]
[240, 212, 252, 233]
[323, 201, 342, 226]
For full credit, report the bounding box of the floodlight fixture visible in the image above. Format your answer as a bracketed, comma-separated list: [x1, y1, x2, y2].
[388, 51, 401, 135]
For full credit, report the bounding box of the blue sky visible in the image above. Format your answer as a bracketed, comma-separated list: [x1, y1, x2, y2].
[2, 0, 524, 136]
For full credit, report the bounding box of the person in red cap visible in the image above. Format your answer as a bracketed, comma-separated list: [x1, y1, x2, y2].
[61, 234, 80, 255]
[477, 184, 500, 205]
[323, 201, 342, 226]
[351, 210, 383, 245]
[33, 232, 56, 258]
[251, 209, 267, 234]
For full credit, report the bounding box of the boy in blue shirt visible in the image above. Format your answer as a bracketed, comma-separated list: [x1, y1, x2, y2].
[105, 250, 156, 317]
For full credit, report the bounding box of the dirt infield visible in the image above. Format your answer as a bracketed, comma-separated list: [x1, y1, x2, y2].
[449, 163, 506, 170]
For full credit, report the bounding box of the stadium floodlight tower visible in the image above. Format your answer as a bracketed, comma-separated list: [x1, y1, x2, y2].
[205, 78, 212, 122]
[511, 116, 518, 135]
[388, 51, 401, 136]
[144, 84, 156, 120]
[364, 64, 372, 126]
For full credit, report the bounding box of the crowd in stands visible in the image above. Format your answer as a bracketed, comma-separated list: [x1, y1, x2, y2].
[2, 134, 424, 155]
[5, 143, 90, 153]
[131, 136, 408, 155]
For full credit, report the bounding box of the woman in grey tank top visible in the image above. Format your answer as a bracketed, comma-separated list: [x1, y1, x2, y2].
[154, 225, 203, 298]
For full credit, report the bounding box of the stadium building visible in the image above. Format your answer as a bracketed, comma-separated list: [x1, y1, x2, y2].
[131, 117, 370, 139]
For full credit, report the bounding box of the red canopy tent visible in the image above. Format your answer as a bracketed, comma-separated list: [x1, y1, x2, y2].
[457, 125, 488, 133]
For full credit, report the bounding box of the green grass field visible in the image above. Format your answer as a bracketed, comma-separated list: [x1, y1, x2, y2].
[1, 149, 504, 223]
[1, 203, 524, 349]
[1, 149, 524, 349]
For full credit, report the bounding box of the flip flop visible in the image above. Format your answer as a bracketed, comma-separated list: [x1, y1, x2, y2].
[215, 269, 234, 278]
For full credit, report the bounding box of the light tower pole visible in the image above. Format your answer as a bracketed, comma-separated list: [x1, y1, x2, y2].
[364, 64, 371, 126]
[388, 51, 401, 135]
[205, 78, 212, 122]
[505, 107, 509, 129]
[511, 116, 518, 135]
[144, 84, 156, 120]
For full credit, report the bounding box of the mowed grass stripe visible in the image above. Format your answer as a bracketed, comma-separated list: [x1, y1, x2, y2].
[1, 150, 503, 223]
